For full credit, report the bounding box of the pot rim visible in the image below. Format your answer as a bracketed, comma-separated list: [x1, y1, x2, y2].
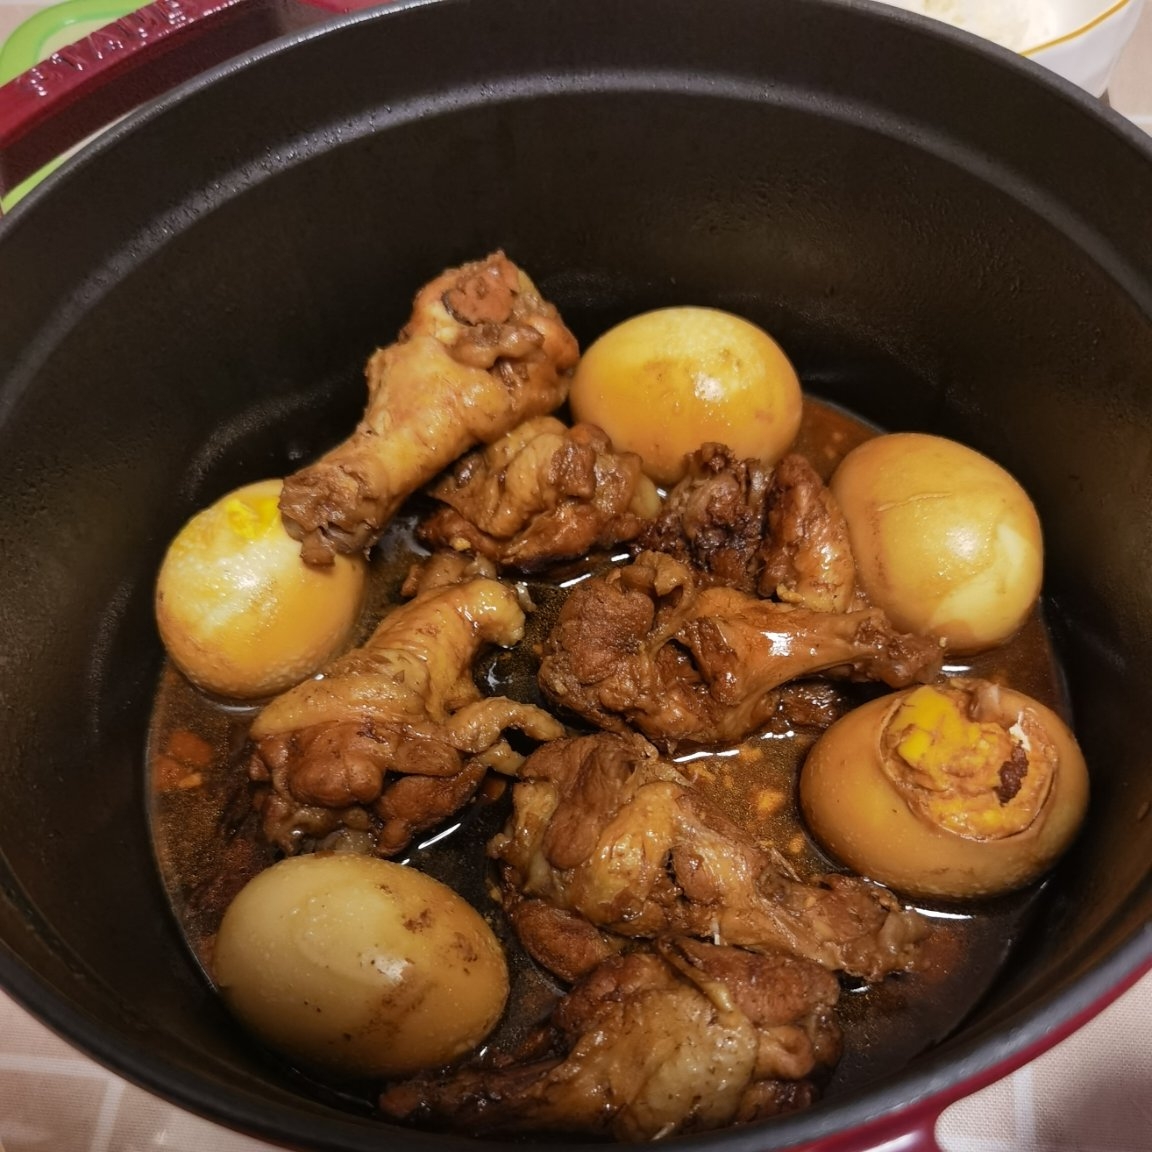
[4, 0, 1152, 229]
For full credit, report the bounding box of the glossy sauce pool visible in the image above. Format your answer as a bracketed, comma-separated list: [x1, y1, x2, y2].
[146, 396, 1069, 1115]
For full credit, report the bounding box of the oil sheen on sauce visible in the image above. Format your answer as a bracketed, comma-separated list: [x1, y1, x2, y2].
[147, 397, 1065, 1111]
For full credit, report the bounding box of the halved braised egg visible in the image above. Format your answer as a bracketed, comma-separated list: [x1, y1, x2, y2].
[799, 679, 1088, 900]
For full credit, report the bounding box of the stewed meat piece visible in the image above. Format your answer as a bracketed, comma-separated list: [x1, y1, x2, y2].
[490, 732, 929, 981]
[280, 252, 579, 565]
[418, 416, 661, 571]
[539, 550, 943, 748]
[247, 557, 564, 856]
[378, 939, 842, 1141]
[759, 451, 860, 611]
[639, 442, 773, 591]
[640, 444, 858, 611]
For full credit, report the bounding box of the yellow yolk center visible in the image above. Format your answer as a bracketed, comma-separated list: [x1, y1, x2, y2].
[882, 684, 1053, 840]
[224, 494, 281, 541]
[894, 685, 1014, 786]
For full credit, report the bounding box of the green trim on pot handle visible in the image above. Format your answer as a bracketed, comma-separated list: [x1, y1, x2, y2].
[0, 0, 142, 84]
[0, 0, 380, 210]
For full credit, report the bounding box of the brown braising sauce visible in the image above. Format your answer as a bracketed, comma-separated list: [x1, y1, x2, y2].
[147, 397, 1065, 1110]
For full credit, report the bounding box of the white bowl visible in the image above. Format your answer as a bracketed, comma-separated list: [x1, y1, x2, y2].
[1028, 0, 1145, 96]
[876, 0, 1145, 95]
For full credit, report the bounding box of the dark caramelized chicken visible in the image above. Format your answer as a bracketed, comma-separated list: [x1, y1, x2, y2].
[418, 416, 661, 571]
[246, 557, 564, 856]
[539, 550, 943, 748]
[279, 252, 579, 565]
[379, 940, 842, 1141]
[490, 733, 929, 981]
[759, 451, 859, 612]
[640, 445, 857, 611]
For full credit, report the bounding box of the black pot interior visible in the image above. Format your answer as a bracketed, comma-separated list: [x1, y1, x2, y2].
[1, 0, 1151, 1148]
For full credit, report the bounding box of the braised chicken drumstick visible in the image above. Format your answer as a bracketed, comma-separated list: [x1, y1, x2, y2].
[539, 550, 943, 748]
[280, 252, 580, 565]
[247, 557, 565, 856]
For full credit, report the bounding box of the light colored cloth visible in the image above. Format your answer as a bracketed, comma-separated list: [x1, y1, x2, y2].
[939, 967, 1152, 1151]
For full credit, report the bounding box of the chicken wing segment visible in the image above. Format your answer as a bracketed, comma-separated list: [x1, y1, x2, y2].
[280, 252, 580, 565]
[378, 731, 925, 1140]
[247, 558, 565, 856]
[539, 550, 943, 748]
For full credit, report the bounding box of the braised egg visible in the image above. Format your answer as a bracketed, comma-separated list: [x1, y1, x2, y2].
[830, 432, 1043, 653]
[569, 306, 802, 485]
[155, 478, 366, 699]
[212, 853, 510, 1079]
[799, 679, 1088, 900]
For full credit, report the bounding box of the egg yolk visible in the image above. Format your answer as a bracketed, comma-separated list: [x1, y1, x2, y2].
[881, 684, 1055, 841]
[223, 492, 281, 540]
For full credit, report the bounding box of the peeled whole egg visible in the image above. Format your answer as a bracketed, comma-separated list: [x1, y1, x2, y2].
[212, 853, 510, 1079]
[569, 306, 803, 486]
[799, 679, 1088, 900]
[155, 478, 367, 699]
[830, 433, 1043, 654]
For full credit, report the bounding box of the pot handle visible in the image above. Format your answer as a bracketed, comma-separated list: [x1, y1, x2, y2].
[0, 0, 374, 204]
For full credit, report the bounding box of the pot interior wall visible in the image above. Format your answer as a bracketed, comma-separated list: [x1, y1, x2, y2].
[1, 0, 1151, 1147]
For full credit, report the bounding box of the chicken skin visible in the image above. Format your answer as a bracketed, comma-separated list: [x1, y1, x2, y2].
[490, 732, 929, 982]
[280, 253, 579, 565]
[539, 550, 943, 748]
[246, 557, 565, 856]
[418, 416, 661, 571]
[378, 939, 842, 1141]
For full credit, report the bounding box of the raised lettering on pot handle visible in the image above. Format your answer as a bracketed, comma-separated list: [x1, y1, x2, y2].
[0, 0, 376, 205]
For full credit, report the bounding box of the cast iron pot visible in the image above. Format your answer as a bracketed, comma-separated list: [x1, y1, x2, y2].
[1, 0, 1151, 1148]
